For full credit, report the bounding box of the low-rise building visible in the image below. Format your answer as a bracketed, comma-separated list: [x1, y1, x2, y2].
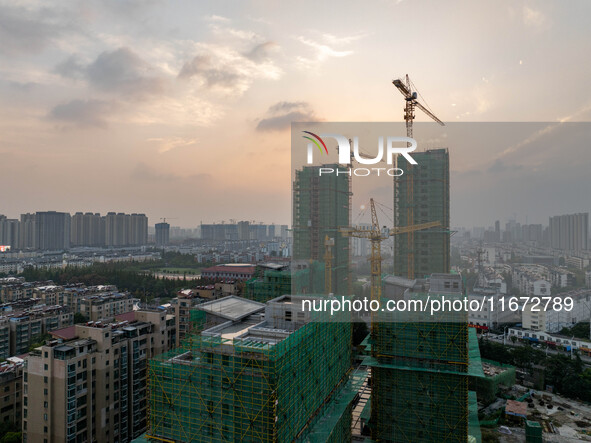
[549, 267, 576, 288]
[507, 327, 591, 356]
[79, 292, 136, 321]
[201, 263, 256, 281]
[9, 305, 73, 355]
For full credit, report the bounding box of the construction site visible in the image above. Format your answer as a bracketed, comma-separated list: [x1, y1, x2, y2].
[147, 295, 354, 443]
[145, 76, 484, 443]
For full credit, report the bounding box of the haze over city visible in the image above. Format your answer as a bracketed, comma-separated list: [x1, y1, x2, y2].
[2, 0, 591, 227]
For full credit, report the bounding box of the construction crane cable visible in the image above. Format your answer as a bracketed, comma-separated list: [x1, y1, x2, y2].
[409, 78, 437, 115]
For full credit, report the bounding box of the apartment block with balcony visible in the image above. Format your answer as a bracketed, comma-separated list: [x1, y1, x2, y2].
[9, 306, 73, 356]
[23, 310, 174, 443]
[0, 360, 23, 428]
[79, 292, 136, 321]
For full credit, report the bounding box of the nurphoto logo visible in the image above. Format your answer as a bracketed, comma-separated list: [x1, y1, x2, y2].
[302, 131, 418, 176]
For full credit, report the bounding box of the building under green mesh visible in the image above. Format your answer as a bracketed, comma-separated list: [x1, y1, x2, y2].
[147, 296, 352, 443]
[393, 149, 450, 279]
[244, 264, 325, 303]
[292, 165, 350, 295]
[244, 270, 292, 303]
[469, 359, 516, 405]
[367, 275, 480, 442]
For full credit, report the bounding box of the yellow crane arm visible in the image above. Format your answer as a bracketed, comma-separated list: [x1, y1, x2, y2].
[389, 220, 440, 235]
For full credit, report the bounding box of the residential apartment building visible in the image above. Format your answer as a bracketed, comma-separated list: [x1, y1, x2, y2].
[9, 306, 73, 355]
[0, 360, 23, 428]
[79, 292, 136, 321]
[512, 265, 551, 297]
[171, 289, 206, 345]
[0, 317, 10, 360]
[0, 277, 45, 303]
[549, 212, 589, 251]
[549, 267, 576, 288]
[35, 211, 71, 251]
[0, 216, 20, 250]
[23, 310, 174, 443]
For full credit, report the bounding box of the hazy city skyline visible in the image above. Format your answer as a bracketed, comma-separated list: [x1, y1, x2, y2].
[2, 0, 591, 227]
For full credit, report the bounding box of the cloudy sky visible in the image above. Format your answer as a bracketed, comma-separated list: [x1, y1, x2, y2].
[1, 0, 591, 228]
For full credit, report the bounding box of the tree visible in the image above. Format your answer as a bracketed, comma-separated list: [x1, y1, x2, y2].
[74, 313, 88, 324]
[0, 431, 21, 443]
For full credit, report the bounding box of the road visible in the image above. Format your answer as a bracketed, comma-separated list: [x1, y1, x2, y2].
[483, 334, 591, 364]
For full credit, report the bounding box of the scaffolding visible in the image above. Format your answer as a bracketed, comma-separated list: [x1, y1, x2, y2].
[365, 288, 477, 442]
[147, 316, 352, 442]
[292, 165, 350, 295]
[243, 265, 326, 303]
[244, 270, 292, 303]
[393, 149, 450, 279]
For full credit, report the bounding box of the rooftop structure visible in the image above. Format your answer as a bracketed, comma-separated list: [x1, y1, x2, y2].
[147, 295, 353, 442]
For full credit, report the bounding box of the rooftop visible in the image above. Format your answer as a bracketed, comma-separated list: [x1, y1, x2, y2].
[51, 325, 77, 340]
[202, 264, 256, 273]
[198, 296, 265, 321]
[505, 399, 528, 418]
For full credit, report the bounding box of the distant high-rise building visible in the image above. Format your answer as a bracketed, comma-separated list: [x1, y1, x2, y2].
[549, 213, 589, 251]
[267, 223, 276, 239]
[35, 211, 71, 250]
[19, 213, 37, 250]
[0, 215, 20, 249]
[522, 223, 543, 243]
[130, 213, 148, 245]
[292, 164, 350, 295]
[237, 221, 250, 240]
[155, 222, 170, 247]
[71, 212, 104, 247]
[394, 149, 450, 278]
[494, 220, 501, 242]
[104, 212, 147, 247]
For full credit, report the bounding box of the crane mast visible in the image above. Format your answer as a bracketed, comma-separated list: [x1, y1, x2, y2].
[392, 74, 445, 278]
[339, 199, 440, 331]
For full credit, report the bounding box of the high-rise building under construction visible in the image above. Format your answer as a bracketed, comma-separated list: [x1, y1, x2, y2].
[365, 147, 479, 442]
[393, 148, 450, 279]
[292, 164, 350, 295]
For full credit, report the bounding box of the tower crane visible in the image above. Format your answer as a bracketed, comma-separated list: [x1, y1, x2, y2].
[159, 217, 177, 224]
[339, 199, 440, 328]
[333, 139, 385, 296]
[392, 74, 445, 278]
